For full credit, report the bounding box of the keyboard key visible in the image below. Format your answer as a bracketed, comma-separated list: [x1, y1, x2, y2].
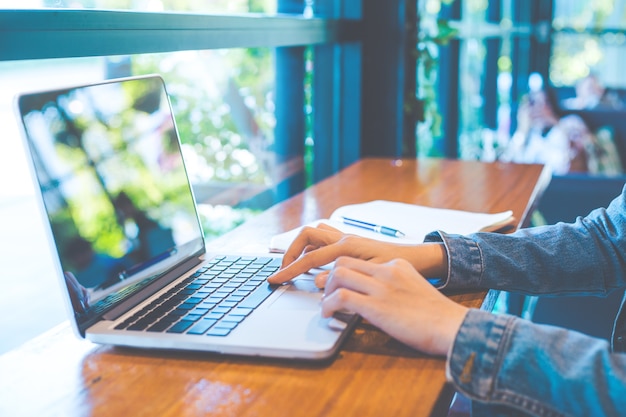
[200, 301, 218, 309]
[187, 319, 218, 335]
[185, 284, 202, 290]
[167, 320, 195, 333]
[183, 313, 204, 322]
[206, 312, 226, 320]
[177, 302, 196, 311]
[146, 319, 175, 332]
[206, 327, 231, 336]
[214, 320, 238, 330]
[146, 321, 172, 333]
[223, 314, 246, 323]
[252, 257, 272, 265]
[168, 308, 188, 317]
[230, 307, 254, 316]
[218, 300, 238, 308]
[238, 284, 276, 309]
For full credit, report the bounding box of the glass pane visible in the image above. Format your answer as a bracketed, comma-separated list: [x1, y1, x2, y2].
[0, 0, 277, 13]
[548, 7, 626, 179]
[551, 32, 626, 94]
[553, 0, 626, 31]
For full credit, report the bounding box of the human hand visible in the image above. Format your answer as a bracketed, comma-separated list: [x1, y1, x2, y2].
[267, 223, 437, 286]
[268, 223, 448, 287]
[322, 256, 468, 356]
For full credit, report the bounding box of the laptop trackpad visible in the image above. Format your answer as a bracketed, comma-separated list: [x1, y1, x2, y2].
[268, 278, 322, 310]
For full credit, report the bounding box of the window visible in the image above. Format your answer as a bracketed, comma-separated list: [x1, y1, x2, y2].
[421, 0, 626, 178]
[417, 0, 545, 161]
[551, 0, 626, 94]
[0, 0, 363, 353]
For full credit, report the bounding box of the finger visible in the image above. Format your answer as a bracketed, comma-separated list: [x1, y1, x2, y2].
[324, 260, 381, 297]
[316, 222, 341, 232]
[320, 287, 370, 318]
[328, 256, 388, 285]
[302, 244, 318, 254]
[280, 226, 342, 268]
[268, 244, 345, 284]
[314, 270, 330, 288]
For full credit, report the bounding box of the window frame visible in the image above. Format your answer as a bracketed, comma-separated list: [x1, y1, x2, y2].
[0, 9, 344, 60]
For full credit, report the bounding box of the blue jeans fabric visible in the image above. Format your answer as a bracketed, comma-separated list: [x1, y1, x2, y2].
[424, 184, 626, 416]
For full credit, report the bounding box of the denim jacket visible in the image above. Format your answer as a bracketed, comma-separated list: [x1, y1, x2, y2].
[424, 185, 626, 417]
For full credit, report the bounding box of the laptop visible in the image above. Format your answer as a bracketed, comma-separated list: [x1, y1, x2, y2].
[14, 74, 358, 360]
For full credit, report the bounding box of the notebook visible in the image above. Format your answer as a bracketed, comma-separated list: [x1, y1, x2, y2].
[14, 74, 358, 360]
[269, 201, 515, 253]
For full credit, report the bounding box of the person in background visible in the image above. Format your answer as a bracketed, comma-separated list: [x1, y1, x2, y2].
[563, 73, 624, 111]
[500, 87, 593, 175]
[267, 186, 626, 416]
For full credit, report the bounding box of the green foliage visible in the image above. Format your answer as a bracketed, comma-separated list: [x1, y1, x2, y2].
[129, 49, 275, 240]
[132, 51, 272, 186]
[196, 205, 261, 241]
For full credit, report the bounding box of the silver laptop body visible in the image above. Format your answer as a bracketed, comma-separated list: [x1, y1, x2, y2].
[15, 74, 357, 360]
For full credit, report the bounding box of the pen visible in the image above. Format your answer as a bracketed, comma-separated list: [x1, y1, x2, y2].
[340, 216, 405, 238]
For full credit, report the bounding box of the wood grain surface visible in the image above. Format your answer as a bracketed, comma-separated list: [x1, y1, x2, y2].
[0, 158, 549, 417]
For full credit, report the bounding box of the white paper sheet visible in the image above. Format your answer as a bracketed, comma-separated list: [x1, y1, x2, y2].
[269, 200, 514, 253]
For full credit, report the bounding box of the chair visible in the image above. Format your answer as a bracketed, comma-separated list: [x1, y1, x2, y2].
[527, 174, 626, 340]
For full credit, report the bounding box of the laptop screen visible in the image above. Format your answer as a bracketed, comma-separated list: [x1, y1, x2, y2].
[16, 75, 205, 326]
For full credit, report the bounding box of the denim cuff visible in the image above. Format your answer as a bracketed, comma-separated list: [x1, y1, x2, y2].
[446, 309, 516, 401]
[424, 231, 484, 290]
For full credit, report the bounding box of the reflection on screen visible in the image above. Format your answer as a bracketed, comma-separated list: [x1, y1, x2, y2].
[18, 76, 204, 317]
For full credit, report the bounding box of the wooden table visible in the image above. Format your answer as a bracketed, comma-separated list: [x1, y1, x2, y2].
[0, 158, 549, 417]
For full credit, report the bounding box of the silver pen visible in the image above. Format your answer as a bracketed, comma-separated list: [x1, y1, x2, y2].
[340, 216, 405, 238]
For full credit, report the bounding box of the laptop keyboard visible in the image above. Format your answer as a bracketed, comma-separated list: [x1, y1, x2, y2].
[113, 255, 281, 337]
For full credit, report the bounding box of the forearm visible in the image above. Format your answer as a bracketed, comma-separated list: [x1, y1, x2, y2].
[401, 242, 448, 279]
[447, 309, 626, 416]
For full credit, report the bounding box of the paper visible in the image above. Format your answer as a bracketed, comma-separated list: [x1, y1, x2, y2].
[269, 200, 514, 253]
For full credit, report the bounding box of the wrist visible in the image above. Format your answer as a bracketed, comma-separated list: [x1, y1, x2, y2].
[407, 243, 448, 278]
[441, 304, 469, 357]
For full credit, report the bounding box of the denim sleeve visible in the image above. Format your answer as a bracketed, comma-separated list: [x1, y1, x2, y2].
[424, 184, 626, 295]
[447, 309, 626, 417]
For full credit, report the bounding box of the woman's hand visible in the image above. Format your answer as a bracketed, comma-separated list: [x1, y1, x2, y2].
[322, 256, 468, 356]
[267, 223, 447, 286]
